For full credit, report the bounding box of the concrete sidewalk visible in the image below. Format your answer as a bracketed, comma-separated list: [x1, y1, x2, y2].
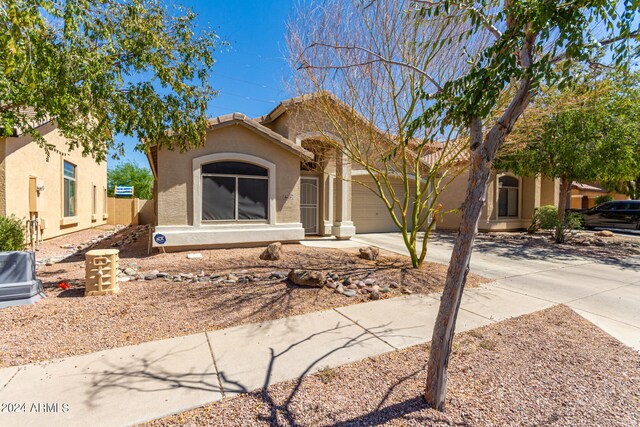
[0, 282, 550, 427]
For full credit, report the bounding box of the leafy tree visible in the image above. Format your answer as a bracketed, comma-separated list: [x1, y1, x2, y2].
[1, 0, 222, 161]
[498, 71, 640, 242]
[410, 1, 638, 409]
[107, 161, 154, 199]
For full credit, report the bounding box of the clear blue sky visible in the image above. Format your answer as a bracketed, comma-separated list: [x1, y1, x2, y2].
[110, 0, 296, 169]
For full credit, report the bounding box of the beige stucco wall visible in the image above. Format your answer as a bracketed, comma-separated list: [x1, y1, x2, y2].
[540, 177, 559, 207]
[156, 124, 302, 226]
[436, 168, 469, 230]
[2, 123, 108, 239]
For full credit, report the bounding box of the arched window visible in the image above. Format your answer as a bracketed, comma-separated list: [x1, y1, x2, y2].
[201, 161, 269, 221]
[498, 175, 519, 218]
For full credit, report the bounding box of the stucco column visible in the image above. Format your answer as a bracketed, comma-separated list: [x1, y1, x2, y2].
[323, 173, 334, 236]
[332, 154, 356, 239]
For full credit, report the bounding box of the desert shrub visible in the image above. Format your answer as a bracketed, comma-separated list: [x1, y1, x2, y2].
[528, 205, 558, 233]
[529, 205, 583, 240]
[595, 194, 614, 206]
[565, 211, 584, 230]
[0, 215, 26, 251]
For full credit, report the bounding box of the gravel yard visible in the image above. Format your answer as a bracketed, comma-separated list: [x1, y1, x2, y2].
[144, 305, 640, 427]
[472, 229, 640, 261]
[0, 227, 487, 368]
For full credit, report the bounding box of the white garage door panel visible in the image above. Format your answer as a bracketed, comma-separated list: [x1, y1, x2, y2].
[352, 177, 416, 234]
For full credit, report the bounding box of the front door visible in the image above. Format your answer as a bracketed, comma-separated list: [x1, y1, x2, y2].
[300, 177, 319, 235]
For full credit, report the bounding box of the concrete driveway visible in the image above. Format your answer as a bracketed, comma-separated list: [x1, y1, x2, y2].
[353, 232, 640, 351]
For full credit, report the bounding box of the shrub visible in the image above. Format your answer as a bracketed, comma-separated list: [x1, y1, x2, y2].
[595, 194, 614, 206]
[0, 215, 26, 251]
[528, 205, 558, 233]
[565, 211, 584, 230]
[528, 205, 583, 239]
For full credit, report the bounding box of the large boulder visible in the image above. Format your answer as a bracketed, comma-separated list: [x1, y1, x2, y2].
[359, 246, 380, 261]
[594, 230, 615, 238]
[260, 242, 282, 261]
[287, 269, 326, 287]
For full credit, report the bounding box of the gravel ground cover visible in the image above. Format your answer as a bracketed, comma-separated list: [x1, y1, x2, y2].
[32, 225, 122, 261]
[144, 306, 640, 427]
[472, 229, 640, 262]
[0, 227, 487, 368]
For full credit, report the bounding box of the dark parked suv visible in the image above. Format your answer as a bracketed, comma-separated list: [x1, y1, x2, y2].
[583, 200, 640, 230]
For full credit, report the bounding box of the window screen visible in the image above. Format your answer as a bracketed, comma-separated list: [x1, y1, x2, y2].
[238, 178, 268, 219]
[201, 161, 269, 221]
[202, 161, 267, 176]
[202, 176, 236, 220]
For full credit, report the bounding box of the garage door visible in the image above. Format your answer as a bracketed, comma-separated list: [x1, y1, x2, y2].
[352, 176, 416, 233]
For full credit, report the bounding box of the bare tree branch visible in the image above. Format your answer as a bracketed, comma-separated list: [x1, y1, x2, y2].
[299, 42, 444, 92]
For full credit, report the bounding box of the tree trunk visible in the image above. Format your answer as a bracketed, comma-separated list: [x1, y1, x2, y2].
[424, 117, 493, 409]
[555, 176, 570, 243]
[425, 75, 533, 409]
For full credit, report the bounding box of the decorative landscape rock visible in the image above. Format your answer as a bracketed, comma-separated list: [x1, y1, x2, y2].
[342, 290, 357, 297]
[186, 253, 203, 260]
[124, 267, 137, 276]
[335, 284, 345, 294]
[594, 230, 615, 237]
[370, 290, 381, 300]
[260, 242, 282, 261]
[358, 246, 380, 261]
[288, 269, 326, 287]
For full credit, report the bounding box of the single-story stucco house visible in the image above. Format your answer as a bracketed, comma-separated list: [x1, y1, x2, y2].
[1, 115, 108, 241]
[146, 95, 561, 249]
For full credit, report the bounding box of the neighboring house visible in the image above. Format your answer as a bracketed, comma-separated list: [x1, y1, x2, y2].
[570, 182, 627, 209]
[0, 119, 108, 241]
[147, 95, 561, 249]
[436, 168, 560, 231]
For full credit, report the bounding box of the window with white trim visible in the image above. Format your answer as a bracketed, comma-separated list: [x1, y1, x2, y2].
[498, 176, 519, 218]
[201, 161, 269, 221]
[63, 161, 76, 217]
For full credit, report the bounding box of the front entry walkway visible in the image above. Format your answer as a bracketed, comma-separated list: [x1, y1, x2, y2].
[1, 233, 638, 426]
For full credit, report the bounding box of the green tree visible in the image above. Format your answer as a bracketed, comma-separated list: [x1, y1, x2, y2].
[107, 161, 154, 199]
[403, 1, 637, 410]
[1, 0, 222, 161]
[498, 72, 640, 242]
